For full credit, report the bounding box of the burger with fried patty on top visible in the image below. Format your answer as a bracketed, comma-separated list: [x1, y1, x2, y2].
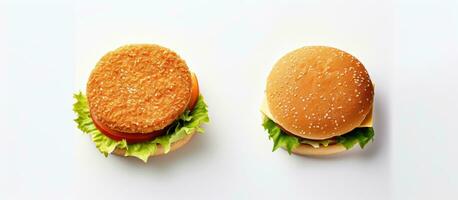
[74, 44, 209, 162]
[261, 46, 374, 156]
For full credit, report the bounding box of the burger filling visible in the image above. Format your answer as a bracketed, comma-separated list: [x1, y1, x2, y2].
[73, 92, 209, 162]
[262, 115, 374, 154]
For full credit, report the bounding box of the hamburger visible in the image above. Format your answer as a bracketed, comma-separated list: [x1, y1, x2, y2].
[261, 46, 375, 156]
[73, 44, 209, 162]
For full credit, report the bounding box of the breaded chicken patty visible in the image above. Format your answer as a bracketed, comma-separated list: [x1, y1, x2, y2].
[86, 44, 192, 134]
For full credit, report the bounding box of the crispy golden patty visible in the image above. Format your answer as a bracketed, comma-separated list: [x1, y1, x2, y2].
[87, 44, 192, 134]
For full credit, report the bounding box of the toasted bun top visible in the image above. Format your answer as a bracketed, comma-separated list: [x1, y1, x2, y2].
[266, 46, 374, 139]
[87, 44, 192, 133]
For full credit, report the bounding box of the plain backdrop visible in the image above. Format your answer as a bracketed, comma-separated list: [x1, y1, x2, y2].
[0, 0, 457, 199]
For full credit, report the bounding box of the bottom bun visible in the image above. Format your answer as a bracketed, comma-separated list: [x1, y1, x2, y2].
[287, 143, 347, 156]
[112, 133, 195, 158]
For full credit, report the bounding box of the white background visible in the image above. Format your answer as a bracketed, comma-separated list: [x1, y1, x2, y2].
[0, 0, 457, 199]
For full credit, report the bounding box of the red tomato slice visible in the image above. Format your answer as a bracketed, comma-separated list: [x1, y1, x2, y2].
[188, 72, 200, 110]
[90, 112, 165, 143]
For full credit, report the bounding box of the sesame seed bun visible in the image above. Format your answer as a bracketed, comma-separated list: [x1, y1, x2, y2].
[87, 44, 192, 134]
[266, 46, 374, 140]
[112, 132, 195, 158]
[288, 143, 347, 156]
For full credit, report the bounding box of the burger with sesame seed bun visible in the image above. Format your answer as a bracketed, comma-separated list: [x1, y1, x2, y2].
[261, 46, 374, 156]
[73, 44, 209, 162]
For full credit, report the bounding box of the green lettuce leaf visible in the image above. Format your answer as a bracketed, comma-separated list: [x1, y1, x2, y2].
[262, 115, 374, 153]
[336, 127, 375, 149]
[262, 116, 299, 154]
[73, 92, 209, 162]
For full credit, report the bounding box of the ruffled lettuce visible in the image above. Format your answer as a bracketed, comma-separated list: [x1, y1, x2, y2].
[73, 92, 209, 162]
[335, 126, 375, 149]
[262, 115, 374, 154]
[262, 116, 299, 154]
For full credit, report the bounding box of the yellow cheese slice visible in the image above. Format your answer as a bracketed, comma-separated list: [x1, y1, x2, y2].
[260, 97, 373, 128]
[260, 97, 275, 121]
[358, 105, 373, 127]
